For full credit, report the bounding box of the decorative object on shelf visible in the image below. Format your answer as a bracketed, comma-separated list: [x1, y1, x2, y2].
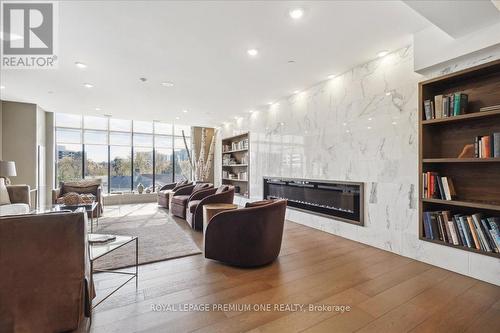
[458, 144, 474, 158]
[137, 183, 144, 194]
[0, 161, 17, 185]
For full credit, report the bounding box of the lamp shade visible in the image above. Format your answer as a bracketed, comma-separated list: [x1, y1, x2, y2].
[0, 161, 17, 177]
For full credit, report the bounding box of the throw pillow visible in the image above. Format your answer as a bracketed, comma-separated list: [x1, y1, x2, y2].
[0, 178, 11, 205]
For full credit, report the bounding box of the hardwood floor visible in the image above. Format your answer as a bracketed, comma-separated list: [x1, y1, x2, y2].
[85, 215, 500, 333]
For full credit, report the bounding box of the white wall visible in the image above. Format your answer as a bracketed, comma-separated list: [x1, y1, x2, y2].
[219, 45, 500, 286]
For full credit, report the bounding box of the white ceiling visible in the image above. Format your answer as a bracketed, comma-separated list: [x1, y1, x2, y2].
[404, 0, 500, 38]
[0, 1, 431, 126]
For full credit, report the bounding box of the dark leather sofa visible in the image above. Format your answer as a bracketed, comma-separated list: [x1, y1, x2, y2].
[170, 183, 213, 219]
[0, 211, 94, 332]
[157, 180, 190, 208]
[204, 199, 287, 267]
[186, 185, 235, 230]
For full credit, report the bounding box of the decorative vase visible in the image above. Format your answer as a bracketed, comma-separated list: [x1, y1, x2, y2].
[137, 183, 144, 194]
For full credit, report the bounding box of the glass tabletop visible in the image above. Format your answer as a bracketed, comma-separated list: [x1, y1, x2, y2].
[34, 202, 97, 214]
[89, 233, 137, 261]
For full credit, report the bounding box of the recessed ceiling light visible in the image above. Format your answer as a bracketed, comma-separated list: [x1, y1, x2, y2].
[248, 110, 254, 113]
[0, 85, 5, 90]
[95, 107, 101, 111]
[182, 109, 188, 113]
[267, 102, 273, 106]
[346, 129, 350, 133]
[342, 122, 347, 126]
[368, 117, 373, 121]
[175, 116, 180, 120]
[392, 121, 397, 125]
[279, 122, 285, 126]
[289, 8, 304, 19]
[294, 90, 300, 94]
[385, 91, 392, 96]
[247, 49, 259, 57]
[75, 62, 87, 69]
[161, 81, 174, 87]
[377, 50, 389, 58]
[367, 126, 372, 130]
[83, 83, 94, 88]
[328, 74, 336, 79]
[274, 102, 280, 107]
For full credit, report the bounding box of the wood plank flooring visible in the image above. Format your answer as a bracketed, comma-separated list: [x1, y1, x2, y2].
[83, 209, 500, 333]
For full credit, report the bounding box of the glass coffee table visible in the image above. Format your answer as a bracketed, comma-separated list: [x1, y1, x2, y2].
[89, 234, 138, 308]
[36, 202, 99, 232]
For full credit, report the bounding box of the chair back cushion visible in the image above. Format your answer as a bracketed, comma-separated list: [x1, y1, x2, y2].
[61, 179, 101, 196]
[193, 183, 211, 192]
[245, 199, 275, 208]
[0, 178, 11, 205]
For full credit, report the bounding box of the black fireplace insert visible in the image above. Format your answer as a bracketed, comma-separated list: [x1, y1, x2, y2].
[263, 177, 364, 225]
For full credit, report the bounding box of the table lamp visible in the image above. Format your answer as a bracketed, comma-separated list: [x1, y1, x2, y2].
[0, 161, 17, 185]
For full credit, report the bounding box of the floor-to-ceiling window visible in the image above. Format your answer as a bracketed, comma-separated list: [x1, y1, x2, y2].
[55, 113, 192, 193]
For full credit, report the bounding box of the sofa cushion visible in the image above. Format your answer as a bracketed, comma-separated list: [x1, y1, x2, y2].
[216, 185, 230, 194]
[0, 203, 30, 216]
[61, 179, 101, 195]
[0, 178, 10, 205]
[188, 200, 201, 213]
[171, 195, 190, 205]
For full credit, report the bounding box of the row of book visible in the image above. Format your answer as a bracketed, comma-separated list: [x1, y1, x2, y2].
[222, 170, 247, 180]
[424, 93, 468, 120]
[422, 172, 456, 200]
[474, 133, 500, 158]
[423, 211, 500, 253]
[222, 139, 249, 152]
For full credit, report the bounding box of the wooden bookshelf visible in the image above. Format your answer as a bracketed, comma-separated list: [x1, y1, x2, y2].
[419, 59, 500, 258]
[222, 132, 250, 198]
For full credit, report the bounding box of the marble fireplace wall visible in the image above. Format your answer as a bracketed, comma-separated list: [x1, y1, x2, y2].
[218, 45, 500, 285]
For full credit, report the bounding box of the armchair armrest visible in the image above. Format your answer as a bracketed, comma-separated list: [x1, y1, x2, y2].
[172, 184, 195, 196]
[159, 182, 176, 191]
[190, 187, 217, 201]
[7, 185, 31, 205]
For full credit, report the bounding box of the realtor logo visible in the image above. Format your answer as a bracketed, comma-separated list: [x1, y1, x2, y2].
[1, 1, 58, 68]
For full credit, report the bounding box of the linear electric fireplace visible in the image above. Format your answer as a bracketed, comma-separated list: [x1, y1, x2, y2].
[263, 177, 364, 225]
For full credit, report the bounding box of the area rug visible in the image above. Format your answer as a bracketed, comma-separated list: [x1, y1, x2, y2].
[93, 203, 201, 270]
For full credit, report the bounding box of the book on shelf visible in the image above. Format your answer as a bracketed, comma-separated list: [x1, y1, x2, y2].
[473, 133, 500, 158]
[423, 211, 500, 253]
[424, 92, 468, 120]
[422, 172, 455, 200]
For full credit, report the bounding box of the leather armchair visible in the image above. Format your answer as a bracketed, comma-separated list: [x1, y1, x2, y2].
[157, 180, 191, 208]
[52, 180, 103, 217]
[170, 183, 213, 219]
[204, 199, 287, 267]
[0, 211, 94, 332]
[186, 185, 235, 231]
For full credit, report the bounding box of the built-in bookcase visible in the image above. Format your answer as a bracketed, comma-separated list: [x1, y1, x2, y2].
[221, 132, 250, 198]
[419, 59, 500, 259]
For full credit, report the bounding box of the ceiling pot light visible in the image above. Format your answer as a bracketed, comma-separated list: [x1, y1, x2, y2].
[161, 81, 174, 87]
[248, 110, 254, 114]
[385, 91, 392, 96]
[175, 116, 180, 120]
[75, 62, 87, 69]
[289, 8, 304, 19]
[247, 49, 259, 57]
[328, 74, 336, 79]
[377, 50, 389, 58]
[83, 83, 94, 88]
[294, 90, 300, 94]
[95, 107, 101, 111]
[182, 109, 188, 113]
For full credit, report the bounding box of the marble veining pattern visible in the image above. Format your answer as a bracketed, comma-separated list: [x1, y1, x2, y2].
[218, 45, 500, 285]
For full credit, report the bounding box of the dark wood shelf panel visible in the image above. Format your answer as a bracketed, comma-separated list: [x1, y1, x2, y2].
[421, 109, 500, 125]
[419, 237, 500, 259]
[422, 158, 500, 163]
[222, 132, 249, 141]
[418, 59, 500, 259]
[421, 198, 500, 211]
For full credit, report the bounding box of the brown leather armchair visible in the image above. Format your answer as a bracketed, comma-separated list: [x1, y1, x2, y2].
[52, 180, 103, 217]
[186, 185, 235, 231]
[157, 180, 190, 208]
[204, 199, 287, 267]
[0, 211, 94, 332]
[170, 183, 213, 219]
